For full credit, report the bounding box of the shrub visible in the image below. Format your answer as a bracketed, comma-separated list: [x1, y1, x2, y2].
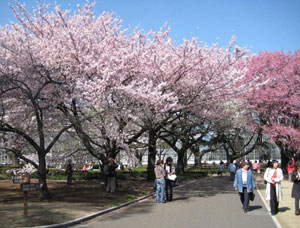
[0, 165, 20, 174]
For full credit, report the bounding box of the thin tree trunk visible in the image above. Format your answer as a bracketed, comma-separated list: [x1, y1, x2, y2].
[194, 150, 200, 169]
[38, 153, 51, 200]
[176, 150, 185, 174]
[147, 129, 157, 180]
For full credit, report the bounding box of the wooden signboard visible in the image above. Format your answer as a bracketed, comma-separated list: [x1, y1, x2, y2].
[11, 174, 37, 217]
[21, 183, 39, 192]
[11, 174, 30, 184]
[20, 183, 40, 217]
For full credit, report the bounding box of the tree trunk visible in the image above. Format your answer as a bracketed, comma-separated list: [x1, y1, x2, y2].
[184, 151, 188, 167]
[176, 150, 185, 174]
[281, 149, 289, 175]
[194, 150, 200, 169]
[38, 153, 52, 200]
[147, 129, 157, 180]
[106, 142, 119, 160]
[227, 154, 234, 163]
[199, 153, 205, 169]
[276, 142, 293, 177]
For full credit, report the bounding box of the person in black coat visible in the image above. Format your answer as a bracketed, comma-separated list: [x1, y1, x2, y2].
[291, 161, 300, 216]
[164, 157, 176, 201]
[65, 160, 73, 185]
[105, 158, 119, 193]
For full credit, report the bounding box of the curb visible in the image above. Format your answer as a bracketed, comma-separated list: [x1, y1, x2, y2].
[256, 181, 282, 228]
[30, 192, 155, 228]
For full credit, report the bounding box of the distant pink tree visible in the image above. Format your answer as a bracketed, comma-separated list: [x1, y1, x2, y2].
[242, 51, 300, 168]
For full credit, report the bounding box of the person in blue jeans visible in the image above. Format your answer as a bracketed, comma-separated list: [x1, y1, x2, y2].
[234, 161, 256, 213]
[154, 160, 166, 203]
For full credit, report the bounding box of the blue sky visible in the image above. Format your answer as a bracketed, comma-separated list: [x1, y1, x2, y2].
[0, 0, 299, 54]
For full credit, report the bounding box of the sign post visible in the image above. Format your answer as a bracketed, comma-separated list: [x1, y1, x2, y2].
[24, 191, 28, 217]
[11, 174, 39, 217]
[20, 183, 39, 217]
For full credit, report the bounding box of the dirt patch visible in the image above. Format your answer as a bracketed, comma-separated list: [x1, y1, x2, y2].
[0, 177, 153, 228]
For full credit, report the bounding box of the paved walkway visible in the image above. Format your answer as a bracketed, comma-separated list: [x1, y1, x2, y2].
[74, 175, 278, 228]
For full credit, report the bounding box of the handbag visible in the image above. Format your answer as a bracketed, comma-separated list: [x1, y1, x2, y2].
[249, 192, 255, 201]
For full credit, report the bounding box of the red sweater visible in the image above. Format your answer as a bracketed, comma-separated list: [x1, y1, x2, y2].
[288, 160, 295, 172]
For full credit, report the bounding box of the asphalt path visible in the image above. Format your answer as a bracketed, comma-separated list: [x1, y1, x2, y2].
[74, 175, 278, 228]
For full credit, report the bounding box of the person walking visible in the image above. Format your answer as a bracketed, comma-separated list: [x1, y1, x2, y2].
[228, 161, 237, 181]
[65, 159, 73, 185]
[267, 160, 272, 168]
[234, 161, 256, 213]
[264, 160, 283, 215]
[164, 157, 177, 201]
[258, 160, 264, 174]
[247, 159, 253, 170]
[291, 161, 300, 216]
[252, 160, 259, 175]
[288, 158, 295, 182]
[154, 160, 166, 203]
[218, 160, 225, 177]
[105, 158, 119, 193]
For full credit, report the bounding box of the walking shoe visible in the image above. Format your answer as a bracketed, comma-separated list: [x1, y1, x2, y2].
[295, 211, 300, 216]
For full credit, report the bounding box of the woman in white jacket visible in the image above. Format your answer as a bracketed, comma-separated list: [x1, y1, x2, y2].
[264, 160, 283, 215]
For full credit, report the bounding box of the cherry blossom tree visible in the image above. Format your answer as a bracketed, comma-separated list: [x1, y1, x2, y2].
[0, 1, 177, 188]
[242, 50, 300, 171]
[0, 1, 139, 199]
[0, 0, 253, 187]
[120, 33, 250, 178]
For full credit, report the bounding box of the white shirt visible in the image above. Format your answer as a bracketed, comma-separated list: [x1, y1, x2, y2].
[242, 169, 247, 183]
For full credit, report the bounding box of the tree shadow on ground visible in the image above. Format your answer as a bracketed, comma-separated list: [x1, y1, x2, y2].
[0, 178, 154, 228]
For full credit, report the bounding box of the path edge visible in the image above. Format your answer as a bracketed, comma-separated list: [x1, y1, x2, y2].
[256, 183, 283, 228]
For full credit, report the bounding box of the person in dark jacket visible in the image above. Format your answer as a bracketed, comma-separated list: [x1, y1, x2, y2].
[105, 158, 119, 193]
[65, 160, 73, 185]
[291, 161, 300, 216]
[164, 157, 176, 201]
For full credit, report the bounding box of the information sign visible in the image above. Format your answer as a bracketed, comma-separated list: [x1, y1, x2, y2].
[11, 174, 30, 184]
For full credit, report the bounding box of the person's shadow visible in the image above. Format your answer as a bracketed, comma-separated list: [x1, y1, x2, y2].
[278, 207, 291, 212]
[249, 205, 263, 211]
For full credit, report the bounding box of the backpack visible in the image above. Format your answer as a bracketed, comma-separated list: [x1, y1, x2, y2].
[103, 164, 111, 176]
